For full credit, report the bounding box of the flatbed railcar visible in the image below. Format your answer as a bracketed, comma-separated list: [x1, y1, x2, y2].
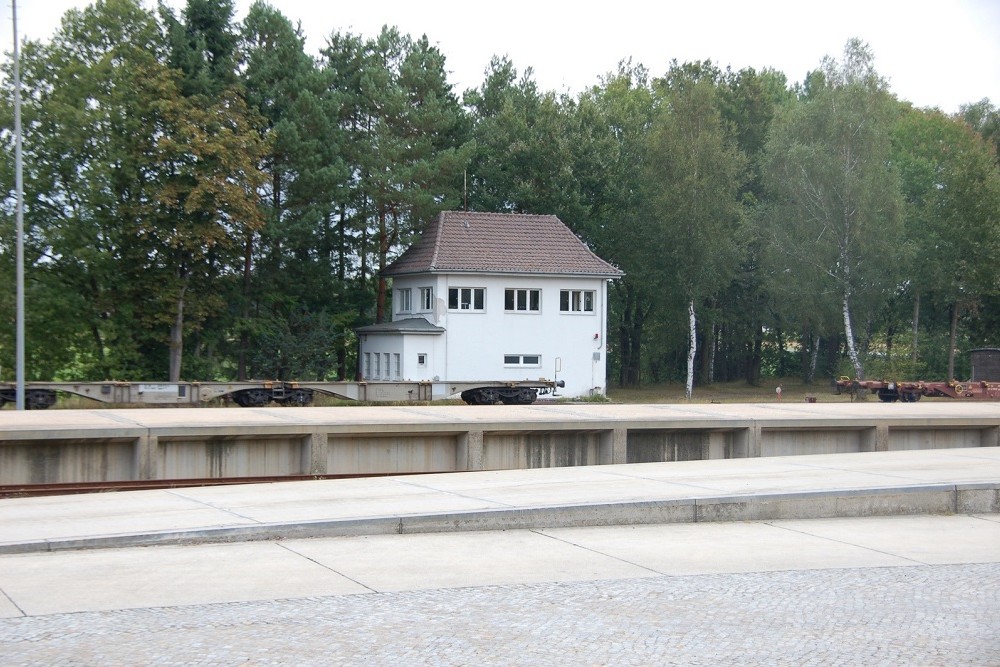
[0, 379, 562, 409]
[833, 377, 1000, 402]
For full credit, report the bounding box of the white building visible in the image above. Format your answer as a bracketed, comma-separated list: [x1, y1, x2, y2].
[357, 211, 623, 399]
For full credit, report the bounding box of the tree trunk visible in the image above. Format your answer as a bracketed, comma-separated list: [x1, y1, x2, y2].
[337, 203, 348, 380]
[911, 293, 920, 366]
[375, 207, 389, 324]
[169, 282, 188, 382]
[617, 283, 645, 387]
[808, 334, 820, 384]
[947, 302, 960, 380]
[885, 321, 896, 365]
[706, 323, 716, 385]
[842, 290, 864, 380]
[746, 325, 763, 386]
[238, 233, 252, 381]
[685, 300, 697, 399]
[775, 327, 786, 377]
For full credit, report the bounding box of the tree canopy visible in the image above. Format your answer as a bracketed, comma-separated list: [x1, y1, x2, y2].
[1, 2, 997, 391]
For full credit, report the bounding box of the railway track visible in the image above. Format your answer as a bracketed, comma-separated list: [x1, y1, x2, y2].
[0, 473, 412, 498]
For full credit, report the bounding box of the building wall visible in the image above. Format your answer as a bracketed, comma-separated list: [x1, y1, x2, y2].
[383, 273, 610, 398]
[359, 332, 445, 382]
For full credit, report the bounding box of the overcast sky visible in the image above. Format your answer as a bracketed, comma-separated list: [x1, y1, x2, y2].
[2, 0, 998, 113]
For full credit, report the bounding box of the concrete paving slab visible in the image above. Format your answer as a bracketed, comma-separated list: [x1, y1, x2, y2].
[401, 449, 1000, 509]
[400, 468, 715, 506]
[0, 541, 369, 616]
[4, 513, 997, 619]
[1, 448, 998, 554]
[284, 530, 657, 592]
[172, 476, 511, 523]
[0, 592, 19, 618]
[815, 448, 1000, 484]
[541, 521, 917, 575]
[389, 457, 890, 504]
[774, 514, 1000, 565]
[612, 448, 1000, 494]
[2, 490, 257, 544]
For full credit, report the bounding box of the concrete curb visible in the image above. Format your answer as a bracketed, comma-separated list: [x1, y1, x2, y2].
[3, 482, 997, 555]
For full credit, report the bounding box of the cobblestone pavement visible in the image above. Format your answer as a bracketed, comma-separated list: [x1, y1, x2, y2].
[2, 562, 998, 666]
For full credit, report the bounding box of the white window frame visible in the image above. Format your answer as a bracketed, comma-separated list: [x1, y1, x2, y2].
[560, 289, 596, 313]
[419, 287, 433, 312]
[396, 288, 412, 314]
[504, 354, 542, 368]
[448, 287, 486, 312]
[417, 353, 427, 366]
[504, 288, 541, 313]
[363, 353, 371, 379]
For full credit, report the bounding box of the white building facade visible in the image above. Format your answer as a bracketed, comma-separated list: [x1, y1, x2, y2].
[357, 212, 622, 399]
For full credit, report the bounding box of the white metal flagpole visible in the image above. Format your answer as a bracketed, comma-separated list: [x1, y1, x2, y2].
[13, 0, 26, 410]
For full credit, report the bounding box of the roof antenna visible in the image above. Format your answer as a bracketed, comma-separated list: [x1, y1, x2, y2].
[463, 170, 468, 212]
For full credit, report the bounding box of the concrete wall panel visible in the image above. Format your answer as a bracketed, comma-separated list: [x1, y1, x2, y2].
[482, 432, 602, 470]
[0, 439, 135, 484]
[627, 430, 731, 463]
[328, 434, 457, 475]
[888, 428, 987, 451]
[761, 430, 863, 457]
[158, 438, 306, 479]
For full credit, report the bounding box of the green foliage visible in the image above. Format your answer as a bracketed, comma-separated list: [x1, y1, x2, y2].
[761, 40, 905, 379]
[892, 102, 1000, 376]
[1, 12, 995, 393]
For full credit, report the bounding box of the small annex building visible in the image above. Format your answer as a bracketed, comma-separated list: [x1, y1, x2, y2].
[357, 211, 623, 399]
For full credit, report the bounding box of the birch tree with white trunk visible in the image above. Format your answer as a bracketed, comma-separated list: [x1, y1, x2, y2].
[761, 39, 904, 381]
[643, 62, 748, 399]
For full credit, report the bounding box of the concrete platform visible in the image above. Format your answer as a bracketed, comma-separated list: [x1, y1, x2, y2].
[1, 515, 998, 619]
[2, 447, 998, 556]
[1, 447, 999, 660]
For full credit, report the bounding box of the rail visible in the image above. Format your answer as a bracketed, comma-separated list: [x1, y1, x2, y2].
[0, 473, 422, 498]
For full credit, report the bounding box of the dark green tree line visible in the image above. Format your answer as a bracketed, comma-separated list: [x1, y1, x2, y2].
[2, 2, 997, 393]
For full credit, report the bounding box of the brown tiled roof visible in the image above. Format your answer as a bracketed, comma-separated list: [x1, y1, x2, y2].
[385, 211, 623, 277]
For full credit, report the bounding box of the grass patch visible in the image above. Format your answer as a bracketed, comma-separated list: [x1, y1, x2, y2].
[605, 378, 850, 404]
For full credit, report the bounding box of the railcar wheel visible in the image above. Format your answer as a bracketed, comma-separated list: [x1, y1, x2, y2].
[876, 388, 899, 403]
[499, 388, 538, 405]
[277, 389, 313, 406]
[461, 388, 501, 405]
[26, 390, 57, 410]
[232, 388, 272, 407]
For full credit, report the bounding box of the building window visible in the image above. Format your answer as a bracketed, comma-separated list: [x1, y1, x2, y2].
[419, 287, 433, 311]
[393, 353, 401, 379]
[383, 353, 390, 380]
[373, 353, 381, 379]
[560, 289, 595, 313]
[396, 288, 412, 313]
[504, 288, 541, 312]
[504, 354, 541, 367]
[448, 287, 485, 311]
[417, 353, 427, 366]
[363, 353, 371, 379]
